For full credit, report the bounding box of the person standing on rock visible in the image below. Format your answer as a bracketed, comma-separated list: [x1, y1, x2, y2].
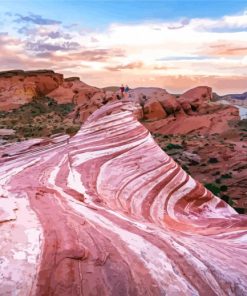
[124, 85, 130, 99]
[120, 84, 125, 98]
[124, 85, 130, 93]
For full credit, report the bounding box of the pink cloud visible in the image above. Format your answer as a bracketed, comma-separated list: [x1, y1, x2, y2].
[106, 62, 143, 72]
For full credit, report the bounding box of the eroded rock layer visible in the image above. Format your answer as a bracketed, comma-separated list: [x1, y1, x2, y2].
[0, 101, 247, 295]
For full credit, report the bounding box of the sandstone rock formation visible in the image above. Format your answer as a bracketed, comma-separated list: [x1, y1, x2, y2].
[0, 71, 239, 134]
[143, 99, 167, 121]
[178, 86, 212, 108]
[0, 70, 63, 110]
[47, 78, 99, 105]
[136, 86, 240, 135]
[0, 101, 247, 295]
[0, 70, 103, 114]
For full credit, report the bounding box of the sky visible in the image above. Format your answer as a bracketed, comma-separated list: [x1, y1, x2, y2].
[0, 0, 247, 94]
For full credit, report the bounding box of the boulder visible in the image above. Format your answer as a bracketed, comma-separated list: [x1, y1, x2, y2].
[48, 79, 99, 105]
[159, 94, 181, 114]
[79, 107, 97, 122]
[91, 92, 105, 107]
[179, 86, 212, 109]
[180, 101, 192, 113]
[143, 100, 167, 121]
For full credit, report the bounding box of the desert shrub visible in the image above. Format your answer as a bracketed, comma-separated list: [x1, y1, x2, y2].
[221, 194, 229, 201]
[220, 185, 228, 192]
[234, 208, 245, 214]
[52, 127, 64, 134]
[212, 171, 220, 176]
[208, 157, 219, 164]
[221, 173, 232, 179]
[162, 135, 169, 139]
[221, 195, 234, 206]
[165, 143, 183, 150]
[189, 159, 199, 166]
[215, 178, 221, 184]
[182, 164, 189, 173]
[204, 183, 221, 196]
[48, 100, 57, 107]
[66, 126, 80, 135]
[56, 103, 75, 116]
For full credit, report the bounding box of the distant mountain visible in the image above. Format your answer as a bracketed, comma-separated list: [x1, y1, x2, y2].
[214, 92, 247, 101]
[223, 92, 247, 100]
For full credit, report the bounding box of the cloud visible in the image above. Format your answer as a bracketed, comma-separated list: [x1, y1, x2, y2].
[168, 18, 190, 30]
[76, 49, 114, 61]
[153, 65, 177, 70]
[17, 25, 74, 42]
[192, 10, 247, 33]
[47, 31, 72, 39]
[2, 10, 247, 94]
[14, 13, 61, 25]
[18, 26, 37, 35]
[106, 62, 143, 71]
[34, 48, 125, 63]
[157, 56, 212, 61]
[91, 37, 98, 43]
[26, 41, 80, 52]
[71, 48, 125, 62]
[204, 42, 247, 57]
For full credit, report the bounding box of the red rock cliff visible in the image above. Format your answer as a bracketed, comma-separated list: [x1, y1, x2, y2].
[0, 70, 64, 111]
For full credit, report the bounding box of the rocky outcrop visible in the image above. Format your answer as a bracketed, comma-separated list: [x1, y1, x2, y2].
[133, 86, 240, 135]
[159, 94, 181, 114]
[0, 70, 63, 111]
[178, 86, 212, 109]
[0, 72, 239, 133]
[0, 101, 247, 295]
[0, 70, 103, 113]
[143, 99, 167, 121]
[47, 79, 99, 105]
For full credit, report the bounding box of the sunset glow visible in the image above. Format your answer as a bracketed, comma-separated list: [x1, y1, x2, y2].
[0, 0, 247, 94]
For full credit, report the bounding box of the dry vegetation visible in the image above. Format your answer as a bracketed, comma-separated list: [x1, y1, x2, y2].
[0, 96, 80, 143]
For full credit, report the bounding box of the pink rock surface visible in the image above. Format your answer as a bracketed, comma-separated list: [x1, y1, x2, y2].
[144, 104, 239, 135]
[178, 86, 213, 107]
[0, 101, 247, 295]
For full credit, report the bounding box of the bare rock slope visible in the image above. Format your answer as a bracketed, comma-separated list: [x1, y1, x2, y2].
[0, 101, 247, 295]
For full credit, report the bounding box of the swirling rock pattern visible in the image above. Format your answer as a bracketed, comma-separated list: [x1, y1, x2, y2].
[0, 101, 247, 296]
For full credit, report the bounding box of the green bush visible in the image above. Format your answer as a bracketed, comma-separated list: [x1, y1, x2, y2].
[165, 143, 183, 150]
[205, 183, 221, 196]
[220, 185, 228, 192]
[182, 164, 190, 173]
[234, 208, 245, 214]
[56, 103, 74, 116]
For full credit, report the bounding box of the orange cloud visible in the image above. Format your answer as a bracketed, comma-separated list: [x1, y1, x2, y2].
[105, 62, 143, 71]
[203, 42, 247, 57]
